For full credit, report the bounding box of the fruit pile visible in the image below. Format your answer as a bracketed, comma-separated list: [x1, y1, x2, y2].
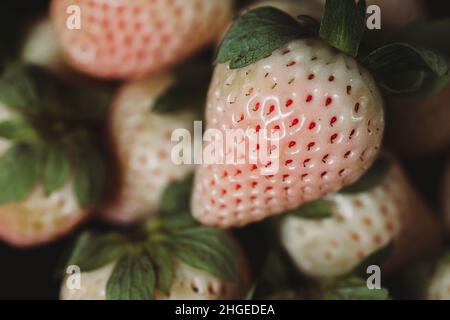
[0, 0, 449, 300]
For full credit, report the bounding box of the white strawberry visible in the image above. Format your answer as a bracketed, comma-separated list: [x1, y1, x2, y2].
[193, 10, 384, 228]
[279, 156, 442, 278]
[0, 65, 109, 247]
[426, 255, 450, 300]
[102, 73, 199, 224]
[0, 106, 88, 247]
[51, 0, 233, 79]
[60, 257, 250, 300]
[59, 214, 251, 300]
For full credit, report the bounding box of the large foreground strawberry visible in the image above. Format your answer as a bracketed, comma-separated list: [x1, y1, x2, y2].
[279, 155, 442, 278]
[102, 66, 207, 224]
[0, 65, 110, 247]
[192, 5, 385, 228]
[51, 0, 233, 79]
[60, 214, 251, 300]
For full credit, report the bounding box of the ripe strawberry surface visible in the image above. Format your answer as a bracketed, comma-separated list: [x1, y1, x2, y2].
[192, 38, 384, 228]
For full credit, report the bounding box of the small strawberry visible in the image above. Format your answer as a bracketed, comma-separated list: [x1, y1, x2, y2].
[21, 17, 67, 74]
[50, 0, 233, 79]
[0, 65, 110, 247]
[59, 214, 251, 300]
[279, 156, 442, 278]
[426, 253, 450, 300]
[102, 66, 208, 224]
[192, 6, 385, 228]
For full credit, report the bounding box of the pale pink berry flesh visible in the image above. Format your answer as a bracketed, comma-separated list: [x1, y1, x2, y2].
[192, 39, 385, 228]
[51, 0, 233, 79]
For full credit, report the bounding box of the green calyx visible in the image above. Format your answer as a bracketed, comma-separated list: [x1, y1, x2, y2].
[217, 0, 367, 69]
[217, 1, 450, 96]
[63, 210, 241, 300]
[0, 64, 112, 207]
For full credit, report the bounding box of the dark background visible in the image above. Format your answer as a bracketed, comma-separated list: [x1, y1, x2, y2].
[0, 0, 448, 300]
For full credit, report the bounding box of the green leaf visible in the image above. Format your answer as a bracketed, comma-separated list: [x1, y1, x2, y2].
[362, 42, 450, 94]
[153, 64, 210, 114]
[217, 7, 308, 69]
[160, 213, 198, 230]
[285, 199, 333, 220]
[0, 65, 38, 111]
[42, 147, 71, 196]
[0, 64, 61, 113]
[106, 251, 156, 300]
[148, 245, 174, 295]
[324, 277, 389, 300]
[160, 174, 194, 214]
[0, 143, 42, 204]
[65, 231, 128, 272]
[0, 117, 39, 142]
[352, 242, 394, 276]
[72, 138, 109, 208]
[340, 157, 391, 194]
[319, 0, 366, 57]
[171, 227, 240, 282]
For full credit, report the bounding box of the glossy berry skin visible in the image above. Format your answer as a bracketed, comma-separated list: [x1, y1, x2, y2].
[192, 38, 384, 228]
[102, 74, 197, 224]
[60, 252, 251, 300]
[0, 107, 89, 247]
[280, 159, 441, 278]
[51, 0, 233, 79]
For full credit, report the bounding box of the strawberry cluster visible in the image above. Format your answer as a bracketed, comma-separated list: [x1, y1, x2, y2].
[0, 0, 449, 301]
